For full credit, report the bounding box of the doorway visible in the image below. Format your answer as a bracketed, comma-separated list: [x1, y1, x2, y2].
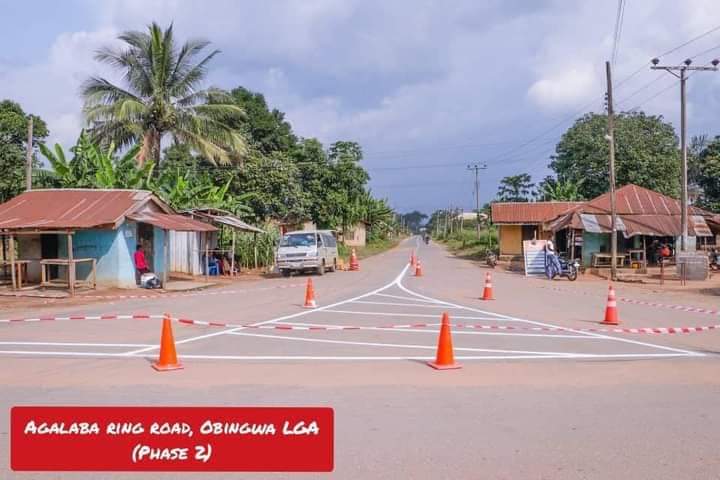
[41, 234, 59, 279]
[137, 223, 155, 271]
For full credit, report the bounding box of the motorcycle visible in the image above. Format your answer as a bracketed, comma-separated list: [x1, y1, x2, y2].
[485, 249, 497, 269]
[547, 255, 579, 281]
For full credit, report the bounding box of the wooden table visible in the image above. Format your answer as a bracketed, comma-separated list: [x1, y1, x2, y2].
[0, 260, 31, 289]
[40, 258, 96, 295]
[591, 253, 626, 268]
[627, 249, 646, 268]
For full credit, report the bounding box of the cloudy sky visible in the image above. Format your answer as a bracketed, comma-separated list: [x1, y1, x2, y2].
[2, 0, 720, 214]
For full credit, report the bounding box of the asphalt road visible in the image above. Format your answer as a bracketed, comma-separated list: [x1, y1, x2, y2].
[2, 237, 720, 479]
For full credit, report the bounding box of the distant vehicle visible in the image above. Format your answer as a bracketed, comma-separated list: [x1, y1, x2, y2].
[484, 249, 497, 269]
[276, 230, 338, 277]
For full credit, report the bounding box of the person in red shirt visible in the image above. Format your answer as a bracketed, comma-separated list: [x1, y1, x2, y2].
[134, 244, 149, 285]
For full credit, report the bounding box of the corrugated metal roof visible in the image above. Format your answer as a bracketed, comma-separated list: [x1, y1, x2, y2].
[491, 202, 584, 224]
[0, 189, 165, 230]
[127, 212, 217, 232]
[551, 212, 712, 237]
[582, 184, 707, 215]
[183, 209, 265, 234]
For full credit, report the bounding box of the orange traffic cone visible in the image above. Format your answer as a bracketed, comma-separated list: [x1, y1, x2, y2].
[428, 312, 461, 370]
[601, 284, 619, 325]
[152, 314, 183, 371]
[349, 248, 360, 271]
[415, 260, 423, 277]
[410, 251, 416, 267]
[481, 272, 494, 300]
[303, 278, 317, 308]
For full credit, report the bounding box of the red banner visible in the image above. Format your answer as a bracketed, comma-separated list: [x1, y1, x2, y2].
[11, 406, 333, 472]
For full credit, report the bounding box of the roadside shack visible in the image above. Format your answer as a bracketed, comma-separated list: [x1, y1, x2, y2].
[0, 189, 216, 295]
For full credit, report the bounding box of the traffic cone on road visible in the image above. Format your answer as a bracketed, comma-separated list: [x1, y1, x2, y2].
[601, 284, 619, 325]
[481, 272, 494, 300]
[427, 312, 461, 370]
[349, 248, 360, 271]
[415, 260, 423, 277]
[303, 278, 317, 308]
[152, 314, 183, 371]
[410, 251, 416, 267]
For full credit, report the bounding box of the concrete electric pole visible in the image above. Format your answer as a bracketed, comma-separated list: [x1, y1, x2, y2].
[651, 57, 719, 251]
[467, 164, 487, 239]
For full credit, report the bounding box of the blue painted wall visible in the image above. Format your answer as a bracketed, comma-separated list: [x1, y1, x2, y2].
[152, 226, 166, 276]
[582, 232, 610, 266]
[56, 223, 141, 288]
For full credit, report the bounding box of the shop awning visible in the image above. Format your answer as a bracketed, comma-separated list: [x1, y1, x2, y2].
[128, 213, 218, 232]
[561, 213, 712, 238]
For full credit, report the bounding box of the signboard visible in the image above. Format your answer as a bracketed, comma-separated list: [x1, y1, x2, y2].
[523, 239, 547, 276]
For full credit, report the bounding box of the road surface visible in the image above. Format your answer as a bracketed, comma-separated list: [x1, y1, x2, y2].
[2, 237, 720, 479]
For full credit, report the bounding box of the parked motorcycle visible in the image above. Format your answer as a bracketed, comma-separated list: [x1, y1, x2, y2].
[485, 249, 497, 269]
[548, 256, 579, 281]
[709, 249, 719, 271]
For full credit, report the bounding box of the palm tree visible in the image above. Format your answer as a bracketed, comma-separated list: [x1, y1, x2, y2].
[82, 22, 246, 166]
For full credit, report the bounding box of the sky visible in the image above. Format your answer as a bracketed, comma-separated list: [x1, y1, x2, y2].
[1, 0, 720, 215]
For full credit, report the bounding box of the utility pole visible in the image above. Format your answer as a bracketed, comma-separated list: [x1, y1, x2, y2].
[651, 57, 719, 251]
[467, 163, 488, 239]
[25, 117, 33, 191]
[606, 61, 618, 282]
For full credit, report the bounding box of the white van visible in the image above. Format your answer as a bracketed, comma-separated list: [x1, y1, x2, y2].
[276, 230, 338, 276]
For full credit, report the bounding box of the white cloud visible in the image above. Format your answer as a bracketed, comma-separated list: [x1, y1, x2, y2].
[528, 63, 601, 111]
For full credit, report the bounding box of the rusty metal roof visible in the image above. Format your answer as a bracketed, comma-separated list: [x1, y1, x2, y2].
[491, 202, 584, 224]
[544, 184, 716, 237]
[127, 212, 217, 232]
[183, 208, 265, 234]
[0, 189, 170, 230]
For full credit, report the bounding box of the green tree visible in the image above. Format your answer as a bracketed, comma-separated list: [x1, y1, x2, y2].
[535, 176, 584, 201]
[0, 100, 48, 201]
[325, 141, 370, 230]
[551, 112, 680, 199]
[497, 173, 534, 202]
[400, 211, 428, 233]
[694, 136, 720, 211]
[227, 87, 297, 154]
[82, 22, 246, 166]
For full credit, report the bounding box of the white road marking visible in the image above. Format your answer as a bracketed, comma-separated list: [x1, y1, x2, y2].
[123, 263, 416, 356]
[350, 300, 465, 309]
[319, 309, 512, 321]
[371, 293, 439, 304]
[0, 341, 154, 347]
[225, 331, 580, 356]
[395, 272, 703, 357]
[281, 322, 601, 338]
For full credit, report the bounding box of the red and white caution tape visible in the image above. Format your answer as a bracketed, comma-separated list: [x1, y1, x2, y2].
[618, 297, 720, 315]
[0, 314, 162, 324]
[76, 283, 305, 300]
[3, 313, 719, 334]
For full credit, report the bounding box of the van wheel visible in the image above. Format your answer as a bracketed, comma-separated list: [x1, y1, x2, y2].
[281, 269, 291, 277]
[317, 260, 326, 276]
[329, 259, 337, 272]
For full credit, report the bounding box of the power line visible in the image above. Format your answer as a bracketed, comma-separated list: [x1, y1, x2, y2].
[611, 0, 626, 66]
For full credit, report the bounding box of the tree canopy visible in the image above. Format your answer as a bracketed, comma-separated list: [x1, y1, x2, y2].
[0, 100, 48, 202]
[82, 22, 246, 165]
[550, 112, 680, 199]
[497, 173, 534, 202]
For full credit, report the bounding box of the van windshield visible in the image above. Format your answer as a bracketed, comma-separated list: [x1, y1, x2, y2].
[280, 233, 316, 247]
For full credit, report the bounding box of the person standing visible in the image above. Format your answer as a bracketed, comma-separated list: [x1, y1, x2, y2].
[134, 244, 149, 285]
[545, 239, 561, 279]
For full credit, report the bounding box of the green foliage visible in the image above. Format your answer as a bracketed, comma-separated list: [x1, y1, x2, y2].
[551, 112, 680, 199]
[82, 22, 247, 165]
[400, 211, 428, 233]
[497, 173, 534, 202]
[693, 135, 720, 211]
[226, 87, 297, 154]
[39, 132, 153, 189]
[536, 176, 584, 201]
[0, 100, 49, 201]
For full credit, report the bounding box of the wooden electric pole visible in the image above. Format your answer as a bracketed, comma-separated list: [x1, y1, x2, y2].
[606, 61, 618, 281]
[25, 117, 33, 191]
[467, 163, 487, 239]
